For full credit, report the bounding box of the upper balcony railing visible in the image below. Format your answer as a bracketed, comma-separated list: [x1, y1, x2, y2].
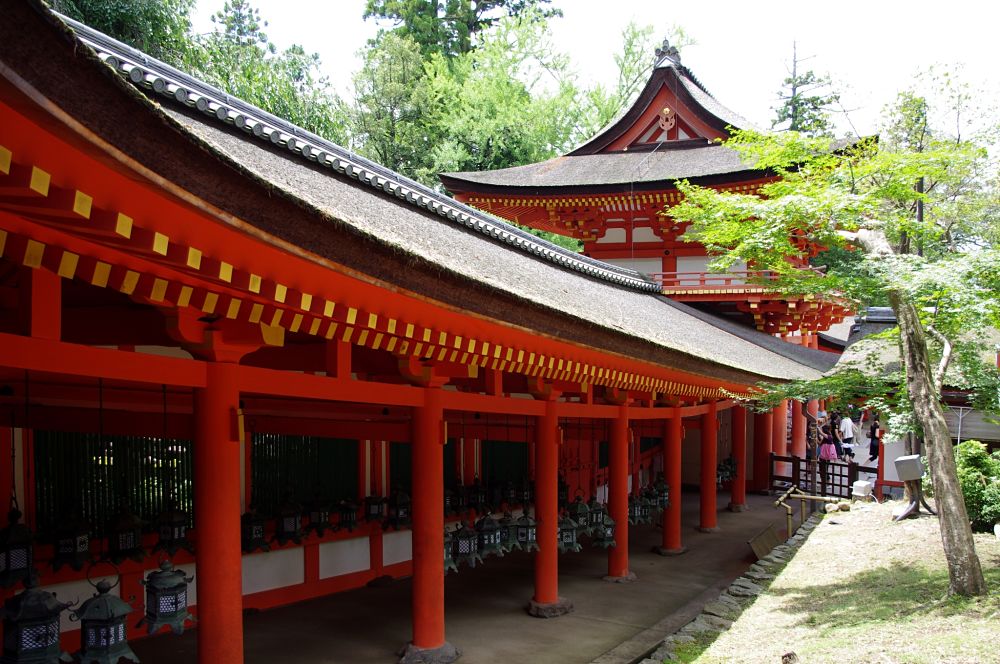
[651, 270, 779, 292]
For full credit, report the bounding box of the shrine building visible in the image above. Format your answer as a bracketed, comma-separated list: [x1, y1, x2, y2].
[0, 4, 841, 663]
[441, 41, 851, 346]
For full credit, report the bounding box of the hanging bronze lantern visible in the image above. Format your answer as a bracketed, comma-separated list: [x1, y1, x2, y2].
[515, 509, 538, 553]
[0, 505, 34, 589]
[105, 508, 145, 566]
[70, 572, 138, 664]
[467, 479, 487, 514]
[517, 480, 532, 508]
[627, 494, 652, 525]
[364, 496, 386, 524]
[240, 507, 269, 554]
[152, 501, 193, 557]
[335, 500, 358, 533]
[451, 522, 482, 568]
[50, 509, 92, 573]
[443, 529, 458, 574]
[651, 473, 670, 511]
[272, 496, 302, 546]
[586, 496, 604, 535]
[557, 476, 569, 509]
[567, 495, 590, 537]
[496, 511, 516, 553]
[557, 514, 582, 553]
[443, 489, 456, 516]
[502, 481, 517, 509]
[591, 508, 617, 550]
[305, 497, 332, 538]
[384, 488, 411, 531]
[137, 560, 194, 635]
[474, 513, 503, 558]
[0, 574, 73, 663]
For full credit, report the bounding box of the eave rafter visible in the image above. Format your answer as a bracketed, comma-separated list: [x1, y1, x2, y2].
[0, 141, 754, 402]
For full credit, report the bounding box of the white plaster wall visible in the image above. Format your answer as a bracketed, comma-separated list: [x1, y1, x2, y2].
[603, 257, 662, 276]
[319, 537, 370, 579]
[596, 227, 626, 244]
[241, 548, 304, 595]
[382, 530, 412, 566]
[676, 256, 747, 284]
[632, 226, 661, 243]
[41, 575, 119, 633]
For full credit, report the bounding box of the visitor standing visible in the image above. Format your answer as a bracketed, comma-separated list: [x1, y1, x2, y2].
[866, 415, 881, 463]
[839, 412, 856, 460]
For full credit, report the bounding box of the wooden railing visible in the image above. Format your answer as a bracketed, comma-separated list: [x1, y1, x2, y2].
[769, 453, 879, 500]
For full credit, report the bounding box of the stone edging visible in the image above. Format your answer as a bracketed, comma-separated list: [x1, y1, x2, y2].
[635, 512, 826, 664]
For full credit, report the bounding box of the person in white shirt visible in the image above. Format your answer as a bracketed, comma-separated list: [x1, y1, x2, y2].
[839, 413, 856, 460]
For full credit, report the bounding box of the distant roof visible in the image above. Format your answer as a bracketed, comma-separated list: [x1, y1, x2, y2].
[440, 144, 757, 193]
[442, 38, 762, 194]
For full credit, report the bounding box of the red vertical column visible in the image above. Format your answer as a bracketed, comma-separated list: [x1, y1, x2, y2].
[403, 388, 458, 663]
[528, 398, 572, 617]
[605, 405, 635, 581]
[729, 405, 747, 512]
[773, 400, 789, 476]
[791, 401, 806, 458]
[194, 362, 244, 664]
[656, 407, 684, 555]
[699, 401, 719, 532]
[752, 410, 773, 493]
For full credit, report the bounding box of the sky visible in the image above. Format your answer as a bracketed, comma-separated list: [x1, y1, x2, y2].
[190, 0, 1000, 137]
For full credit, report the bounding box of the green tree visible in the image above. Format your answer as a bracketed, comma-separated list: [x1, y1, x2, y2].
[671, 78, 1000, 596]
[772, 42, 839, 136]
[53, 0, 195, 64]
[363, 0, 561, 58]
[187, 0, 347, 144]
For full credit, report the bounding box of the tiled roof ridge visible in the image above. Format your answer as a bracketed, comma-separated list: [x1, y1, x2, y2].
[60, 14, 661, 295]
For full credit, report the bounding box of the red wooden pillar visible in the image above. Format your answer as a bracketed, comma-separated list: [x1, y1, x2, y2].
[402, 387, 458, 663]
[772, 400, 789, 477]
[528, 398, 572, 617]
[605, 405, 634, 581]
[194, 362, 244, 664]
[656, 407, 684, 555]
[699, 401, 719, 532]
[791, 401, 806, 458]
[728, 405, 747, 512]
[752, 410, 773, 493]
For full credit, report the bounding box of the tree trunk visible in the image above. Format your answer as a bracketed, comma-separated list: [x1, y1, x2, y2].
[855, 228, 986, 596]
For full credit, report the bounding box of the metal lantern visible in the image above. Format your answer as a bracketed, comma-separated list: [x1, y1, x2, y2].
[305, 498, 332, 537]
[628, 495, 651, 525]
[557, 477, 569, 509]
[451, 522, 482, 568]
[384, 488, 411, 531]
[557, 514, 582, 553]
[515, 509, 538, 553]
[0, 507, 34, 589]
[335, 500, 358, 533]
[467, 479, 487, 514]
[453, 487, 467, 515]
[152, 502, 193, 557]
[590, 504, 617, 550]
[105, 508, 144, 566]
[443, 529, 458, 574]
[0, 576, 73, 663]
[50, 510, 91, 573]
[517, 480, 532, 507]
[240, 509, 270, 553]
[71, 575, 138, 664]
[364, 496, 386, 524]
[272, 497, 302, 546]
[650, 474, 670, 511]
[474, 513, 503, 558]
[586, 496, 604, 535]
[443, 489, 456, 516]
[567, 495, 590, 537]
[496, 511, 516, 553]
[502, 481, 517, 508]
[138, 560, 194, 635]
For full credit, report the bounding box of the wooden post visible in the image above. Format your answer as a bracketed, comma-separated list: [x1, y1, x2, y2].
[729, 405, 747, 511]
[699, 401, 719, 532]
[194, 362, 244, 664]
[605, 405, 635, 582]
[752, 410, 773, 493]
[655, 407, 685, 555]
